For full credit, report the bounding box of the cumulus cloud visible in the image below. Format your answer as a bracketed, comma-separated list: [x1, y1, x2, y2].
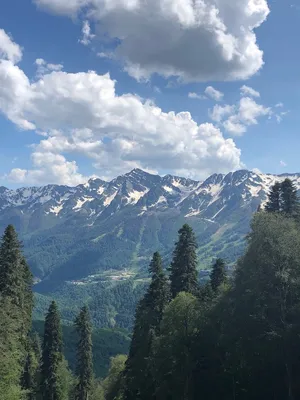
[34, 0, 270, 83]
[0, 29, 243, 185]
[205, 86, 224, 101]
[79, 20, 95, 46]
[209, 104, 235, 123]
[210, 97, 272, 136]
[240, 85, 260, 98]
[0, 29, 22, 63]
[8, 153, 87, 186]
[224, 98, 272, 135]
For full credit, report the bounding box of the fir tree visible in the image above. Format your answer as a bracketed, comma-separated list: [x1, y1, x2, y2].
[74, 306, 93, 400]
[169, 224, 199, 298]
[0, 225, 24, 304]
[210, 258, 227, 293]
[281, 178, 299, 216]
[41, 301, 63, 400]
[265, 182, 281, 213]
[123, 252, 169, 400]
[0, 225, 34, 399]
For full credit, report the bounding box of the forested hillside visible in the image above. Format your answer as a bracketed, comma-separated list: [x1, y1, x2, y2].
[1, 178, 300, 399]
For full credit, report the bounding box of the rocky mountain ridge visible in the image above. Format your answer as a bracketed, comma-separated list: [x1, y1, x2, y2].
[1, 169, 299, 221]
[0, 169, 299, 289]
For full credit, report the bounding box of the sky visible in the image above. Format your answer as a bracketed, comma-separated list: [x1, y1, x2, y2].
[0, 0, 299, 188]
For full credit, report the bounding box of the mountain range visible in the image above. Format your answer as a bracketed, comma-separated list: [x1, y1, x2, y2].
[1, 168, 299, 292]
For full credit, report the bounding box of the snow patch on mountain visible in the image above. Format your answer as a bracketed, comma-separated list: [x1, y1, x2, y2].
[49, 204, 64, 215]
[103, 192, 117, 207]
[73, 197, 94, 210]
[127, 189, 149, 204]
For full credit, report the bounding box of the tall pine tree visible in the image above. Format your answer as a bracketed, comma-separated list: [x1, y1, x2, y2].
[41, 301, 63, 400]
[210, 258, 227, 293]
[281, 178, 299, 216]
[123, 252, 170, 400]
[169, 224, 199, 298]
[74, 306, 93, 400]
[0, 225, 34, 399]
[265, 182, 281, 213]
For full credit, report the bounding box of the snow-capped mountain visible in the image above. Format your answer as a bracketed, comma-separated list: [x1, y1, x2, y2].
[0, 169, 299, 288]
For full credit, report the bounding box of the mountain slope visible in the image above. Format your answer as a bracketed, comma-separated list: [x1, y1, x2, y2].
[1, 169, 299, 290]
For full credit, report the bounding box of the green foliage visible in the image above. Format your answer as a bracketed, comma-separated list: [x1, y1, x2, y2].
[228, 212, 300, 398]
[32, 320, 131, 378]
[123, 253, 170, 400]
[0, 296, 25, 400]
[193, 212, 300, 399]
[265, 181, 281, 212]
[152, 292, 201, 400]
[103, 355, 127, 400]
[41, 301, 64, 400]
[34, 280, 147, 331]
[210, 258, 227, 292]
[281, 178, 299, 215]
[266, 178, 299, 217]
[22, 341, 41, 400]
[57, 358, 74, 400]
[74, 306, 93, 400]
[0, 225, 34, 399]
[90, 380, 105, 400]
[123, 207, 300, 400]
[169, 224, 199, 298]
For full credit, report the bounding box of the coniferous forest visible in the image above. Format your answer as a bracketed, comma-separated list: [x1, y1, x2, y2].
[1, 178, 300, 399]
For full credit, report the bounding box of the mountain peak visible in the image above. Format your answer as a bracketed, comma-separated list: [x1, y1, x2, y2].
[126, 168, 155, 177]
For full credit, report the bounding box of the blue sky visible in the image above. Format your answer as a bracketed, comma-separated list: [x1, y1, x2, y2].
[0, 0, 299, 187]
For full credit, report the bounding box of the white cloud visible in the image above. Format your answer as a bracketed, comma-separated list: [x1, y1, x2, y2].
[205, 86, 224, 101]
[35, 58, 63, 77]
[0, 29, 22, 63]
[275, 102, 284, 108]
[280, 160, 287, 167]
[34, 0, 270, 83]
[223, 118, 247, 135]
[238, 97, 271, 125]
[223, 98, 272, 135]
[209, 97, 272, 136]
[275, 110, 289, 124]
[188, 92, 206, 100]
[240, 85, 260, 98]
[97, 51, 115, 59]
[8, 153, 87, 186]
[0, 29, 242, 185]
[209, 104, 235, 123]
[79, 20, 95, 46]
